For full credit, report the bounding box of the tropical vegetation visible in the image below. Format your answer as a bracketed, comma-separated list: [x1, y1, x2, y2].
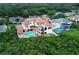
[0, 3, 79, 55]
[0, 25, 79, 55]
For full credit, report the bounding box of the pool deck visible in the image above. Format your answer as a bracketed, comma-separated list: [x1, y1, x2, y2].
[18, 29, 59, 38]
[18, 31, 39, 38]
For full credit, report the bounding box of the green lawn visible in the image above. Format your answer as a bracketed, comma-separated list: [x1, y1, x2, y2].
[61, 30, 79, 37]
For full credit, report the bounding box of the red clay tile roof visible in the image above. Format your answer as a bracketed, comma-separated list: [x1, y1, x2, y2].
[22, 17, 53, 27]
[17, 25, 24, 34]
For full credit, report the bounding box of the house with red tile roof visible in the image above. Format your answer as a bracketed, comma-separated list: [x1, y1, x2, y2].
[17, 16, 55, 38]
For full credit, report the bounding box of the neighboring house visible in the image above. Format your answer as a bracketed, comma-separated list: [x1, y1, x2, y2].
[41, 14, 51, 20]
[71, 10, 79, 14]
[17, 16, 55, 37]
[9, 17, 16, 23]
[9, 16, 24, 23]
[52, 18, 73, 30]
[68, 15, 79, 23]
[71, 10, 75, 12]
[55, 12, 63, 16]
[55, 11, 75, 17]
[64, 12, 75, 16]
[0, 24, 7, 32]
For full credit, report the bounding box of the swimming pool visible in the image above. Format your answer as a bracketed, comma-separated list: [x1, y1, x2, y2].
[23, 32, 37, 37]
[53, 28, 64, 33]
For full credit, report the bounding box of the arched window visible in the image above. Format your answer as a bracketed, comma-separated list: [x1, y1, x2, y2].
[23, 30, 25, 32]
[45, 27, 47, 30]
[45, 32, 47, 34]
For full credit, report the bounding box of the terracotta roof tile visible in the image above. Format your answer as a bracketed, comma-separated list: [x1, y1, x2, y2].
[17, 25, 24, 34]
[22, 17, 53, 27]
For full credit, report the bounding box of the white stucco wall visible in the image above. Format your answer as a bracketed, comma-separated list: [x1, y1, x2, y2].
[45, 29, 53, 34]
[45, 28, 58, 36]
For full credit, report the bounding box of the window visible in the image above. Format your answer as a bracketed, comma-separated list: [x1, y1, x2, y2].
[23, 30, 25, 32]
[45, 27, 47, 30]
[48, 27, 51, 29]
[30, 26, 33, 28]
[45, 32, 47, 34]
[37, 23, 39, 25]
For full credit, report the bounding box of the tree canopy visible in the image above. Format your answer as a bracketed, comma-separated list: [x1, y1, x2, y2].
[0, 3, 79, 55]
[0, 3, 78, 17]
[0, 25, 79, 55]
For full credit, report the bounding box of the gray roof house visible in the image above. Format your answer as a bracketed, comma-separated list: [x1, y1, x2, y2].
[55, 12, 63, 16]
[52, 18, 72, 24]
[9, 16, 24, 23]
[0, 24, 7, 32]
[52, 18, 73, 30]
[64, 12, 76, 16]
